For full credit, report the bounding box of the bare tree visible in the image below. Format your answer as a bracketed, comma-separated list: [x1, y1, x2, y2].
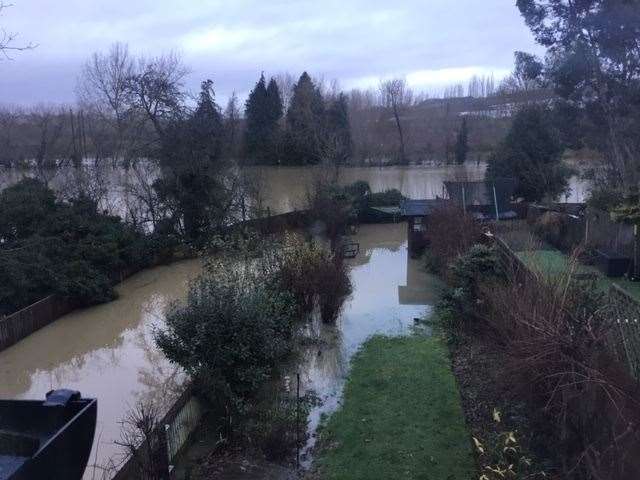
[0, 2, 35, 58]
[29, 105, 67, 183]
[274, 72, 295, 112]
[128, 52, 190, 139]
[379, 78, 414, 164]
[0, 105, 21, 166]
[77, 43, 136, 163]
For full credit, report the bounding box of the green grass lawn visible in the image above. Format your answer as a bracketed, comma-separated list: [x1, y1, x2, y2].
[315, 335, 475, 480]
[516, 249, 640, 301]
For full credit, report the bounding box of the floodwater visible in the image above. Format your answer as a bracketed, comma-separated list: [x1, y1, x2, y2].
[0, 163, 589, 219]
[296, 222, 444, 467]
[0, 259, 202, 479]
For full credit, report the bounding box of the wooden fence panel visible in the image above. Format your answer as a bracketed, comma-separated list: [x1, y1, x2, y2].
[0, 295, 77, 352]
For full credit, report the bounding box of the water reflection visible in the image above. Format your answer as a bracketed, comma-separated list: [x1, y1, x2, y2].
[297, 223, 444, 465]
[0, 259, 202, 478]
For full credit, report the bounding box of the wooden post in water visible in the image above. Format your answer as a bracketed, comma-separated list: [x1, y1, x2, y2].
[296, 372, 300, 470]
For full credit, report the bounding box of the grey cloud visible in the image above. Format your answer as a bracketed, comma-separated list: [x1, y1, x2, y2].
[0, 0, 543, 105]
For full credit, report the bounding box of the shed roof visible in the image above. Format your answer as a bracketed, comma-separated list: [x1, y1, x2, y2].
[400, 199, 448, 217]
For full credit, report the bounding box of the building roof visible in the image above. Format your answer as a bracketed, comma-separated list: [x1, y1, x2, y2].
[400, 199, 449, 217]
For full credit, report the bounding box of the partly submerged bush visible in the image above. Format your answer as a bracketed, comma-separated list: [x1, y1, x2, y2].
[367, 188, 405, 207]
[155, 256, 299, 423]
[275, 235, 352, 323]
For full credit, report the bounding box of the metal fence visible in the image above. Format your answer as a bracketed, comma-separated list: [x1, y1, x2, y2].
[608, 285, 640, 380]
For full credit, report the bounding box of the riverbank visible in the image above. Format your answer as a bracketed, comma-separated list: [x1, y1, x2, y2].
[312, 334, 475, 480]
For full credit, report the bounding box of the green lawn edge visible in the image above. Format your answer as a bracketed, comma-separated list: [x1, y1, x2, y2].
[314, 335, 475, 480]
[516, 249, 640, 301]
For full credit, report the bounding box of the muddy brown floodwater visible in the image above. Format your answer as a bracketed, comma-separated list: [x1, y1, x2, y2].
[0, 259, 202, 479]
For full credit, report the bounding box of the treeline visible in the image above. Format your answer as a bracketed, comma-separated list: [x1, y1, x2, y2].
[243, 72, 351, 165]
[0, 43, 555, 169]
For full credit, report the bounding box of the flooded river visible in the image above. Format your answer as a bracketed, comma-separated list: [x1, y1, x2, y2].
[0, 163, 589, 219]
[0, 163, 583, 478]
[0, 259, 202, 478]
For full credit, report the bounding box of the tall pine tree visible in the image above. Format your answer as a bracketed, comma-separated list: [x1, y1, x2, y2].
[325, 92, 352, 165]
[244, 74, 269, 162]
[284, 72, 325, 165]
[454, 117, 469, 164]
[244, 74, 283, 164]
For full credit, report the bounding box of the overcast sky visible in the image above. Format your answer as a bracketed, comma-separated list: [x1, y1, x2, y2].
[0, 0, 543, 106]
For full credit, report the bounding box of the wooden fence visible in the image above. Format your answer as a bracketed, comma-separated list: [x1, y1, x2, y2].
[492, 232, 640, 381]
[111, 385, 207, 480]
[0, 295, 77, 351]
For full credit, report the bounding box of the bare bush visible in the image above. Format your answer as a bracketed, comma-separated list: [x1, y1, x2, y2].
[478, 257, 640, 479]
[424, 205, 484, 277]
[115, 400, 166, 480]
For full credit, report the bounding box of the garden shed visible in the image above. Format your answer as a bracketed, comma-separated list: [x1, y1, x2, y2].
[400, 199, 449, 253]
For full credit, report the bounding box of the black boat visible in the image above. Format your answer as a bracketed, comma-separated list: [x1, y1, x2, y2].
[0, 390, 97, 480]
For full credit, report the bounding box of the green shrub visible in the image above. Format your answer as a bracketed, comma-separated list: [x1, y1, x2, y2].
[436, 244, 503, 343]
[0, 179, 159, 314]
[155, 257, 299, 421]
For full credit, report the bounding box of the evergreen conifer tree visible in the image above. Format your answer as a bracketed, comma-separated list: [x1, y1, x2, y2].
[244, 74, 269, 162]
[454, 117, 469, 164]
[284, 72, 325, 165]
[326, 92, 352, 164]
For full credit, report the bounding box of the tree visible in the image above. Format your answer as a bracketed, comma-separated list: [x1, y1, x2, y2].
[265, 77, 283, 162]
[517, 0, 640, 191]
[153, 80, 230, 239]
[498, 51, 545, 95]
[0, 2, 35, 58]
[244, 74, 283, 164]
[486, 105, 570, 202]
[454, 117, 469, 164]
[223, 91, 241, 158]
[126, 52, 189, 140]
[380, 78, 413, 164]
[284, 72, 325, 165]
[324, 92, 353, 165]
[77, 43, 137, 163]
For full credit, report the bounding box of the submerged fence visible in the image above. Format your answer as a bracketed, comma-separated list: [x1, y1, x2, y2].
[0, 295, 77, 351]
